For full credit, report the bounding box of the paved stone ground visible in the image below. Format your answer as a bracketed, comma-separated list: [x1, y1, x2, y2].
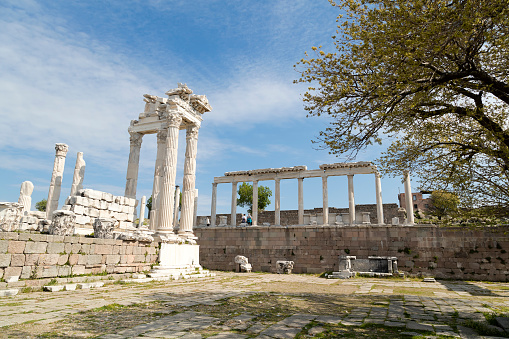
[1, 272, 509, 338]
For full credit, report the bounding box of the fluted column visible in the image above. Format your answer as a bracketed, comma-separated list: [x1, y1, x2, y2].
[231, 182, 238, 226]
[274, 178, 281, 225]
[211, 183, 217, 226]
[173, 185, 181, 230]
[252, 180, 258, 226]
[348, 174, 355, 224]
[149, 128, 167, 230]
[70, 152, 86, 197]
[404, 170, 415, 225]
[125, 132, 143, 199]
[47, 143, 68, 219]
[298, 178, 304, 224]
[375, 172, 384, 224]
[322, 175, 328, 225]
[180, 125, 200, 237]
[156, 114, 182, 236]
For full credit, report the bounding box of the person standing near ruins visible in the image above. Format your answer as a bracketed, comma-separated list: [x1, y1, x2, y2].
[241, 214, 247, 224]
[247, 214, 252, 226]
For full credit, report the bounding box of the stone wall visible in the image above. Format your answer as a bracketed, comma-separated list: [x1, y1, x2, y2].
[199, 204, 400, 226]
[195, 224, 509, 282]
[0, 232, 158, 280]
[62, 189, 137, 230]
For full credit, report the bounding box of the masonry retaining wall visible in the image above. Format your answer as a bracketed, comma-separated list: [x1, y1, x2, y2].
[0, 232, 159, 280]
[195, 224, 509, 281]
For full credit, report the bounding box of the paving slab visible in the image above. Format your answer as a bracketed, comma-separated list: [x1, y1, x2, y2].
[260, 324, 302, 338]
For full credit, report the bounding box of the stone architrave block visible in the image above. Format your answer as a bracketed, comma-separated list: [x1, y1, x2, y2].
[93, 218, 117, 239]
[121, 205, 130, 213]
[84, 189, 103, 200]
[110, 203, 121, 213]
[276, 260, 294, 274]
[91, 199, 102, 209]
[75, 215, 88, 225]
[49, 210, 76, 236]
[125, 197, 136, 207]
[104, 193, 114, 203]
[118, 213, 128, 221]
[126, 213, 134, 222]
[99, 200, 108, 210]
[98, 210, 111, 218]
[234, 255, 252, 273]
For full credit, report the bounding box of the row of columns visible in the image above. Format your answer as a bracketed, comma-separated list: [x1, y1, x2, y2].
[124, 113, 200, 238]
[210, 173, 386, 226]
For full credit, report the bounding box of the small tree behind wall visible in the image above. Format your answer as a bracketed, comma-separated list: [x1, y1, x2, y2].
[35, 199, 47, 212]
[237, 182, 272, 214]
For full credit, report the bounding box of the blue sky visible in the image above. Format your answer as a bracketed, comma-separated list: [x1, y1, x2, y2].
[0, 0, 414, 218]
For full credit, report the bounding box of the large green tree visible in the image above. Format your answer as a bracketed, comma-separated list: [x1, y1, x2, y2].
[237, 182, 272, 214]
[295, 0, 509, 209]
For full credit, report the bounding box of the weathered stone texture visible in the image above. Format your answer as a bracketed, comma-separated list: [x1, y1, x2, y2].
[195, 224, 509, 281]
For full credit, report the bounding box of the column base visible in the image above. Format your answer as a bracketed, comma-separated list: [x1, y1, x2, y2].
[148, 242, 201, 279]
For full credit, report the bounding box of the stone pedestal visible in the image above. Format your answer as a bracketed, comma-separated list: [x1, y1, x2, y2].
[47, 143, 69, 219]
[149, 243, 201, 278]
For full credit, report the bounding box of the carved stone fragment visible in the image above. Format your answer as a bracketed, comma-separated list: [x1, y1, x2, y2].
[93, 218, 116, 239]
[276, 260, 294, 274]
[49, 210, 76, 235]
[18, 181, 34, 214]
[0, 202, 23, 232]
[234, 255, 252, 273]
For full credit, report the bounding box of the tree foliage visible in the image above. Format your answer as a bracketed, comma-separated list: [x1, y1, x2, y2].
[146, 196, 152, 215]
[35, 199, 47, 212]
[237, 182, 272, 214]
[428, 190, 460, 219]
[295, 0, 509, 209]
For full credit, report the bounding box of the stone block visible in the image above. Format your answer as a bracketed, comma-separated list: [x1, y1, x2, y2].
[0, 289, 18, 297]
[94, 244, 113, 255]
[25, 254, 40, 266]
[106, 255, 120, 265]
[68, 254, 79, 265]
[99, 200, 108, 209]
[126, 213, 134, 222]
[20, 266, 32, 279]
[87, 255, 102, 265]
[41, 266, 59, 278]
[49, 235, 65, 243]
[83, 189, 102, 200]
[0, 254, 11, 267]
[58, 254, 69, 265]
[121, 205, 130, 214]
[99, 210, 111, 218]
[4, 266, 22, 278]
[88, 208, 100, 218]
[58, 265, 71, 276]
[110, 203, 121, 213]
[39, 254, 60, 266]
[46, 242, 65, 254]
[10, 254, 25, 267]
[71, 204, 85, 215]
[126, 197, 136, 207]
[118, 213, 128, 221]
[7, 241, 25, 254]
[44, 285, 65, 292]
[71, 243, 81, 253]
[0, 240, 8, 254]
[25, 241, 48, 254]
[90, 199, 101, 209]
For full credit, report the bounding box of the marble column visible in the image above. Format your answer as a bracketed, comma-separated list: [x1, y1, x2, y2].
[274, 178, 281, 225]
[298, 178, 304, 225]
[47, 143, 68, 219]
[348, 174, 356, 224]
[70, 152, 86, 197]
[231, 182, 238, 226]
[375, 172, 384, 224]
[193, 189, 198, 228]
[139, 195, 146, 228]
[322, 176, 328, 225]
[404, 170, 415, 225]
[156, 114, 182, 236]
[125, 131, 143, 199]
[149, 128, 167, 231]
[211, 183, 217, 226]
[180, 125, 200, 237]
[252, 180, 258, 226]
[173, 185, 181, 230]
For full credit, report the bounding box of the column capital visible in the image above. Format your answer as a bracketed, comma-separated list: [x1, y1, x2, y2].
[156, 128, 168, 143]
[167, 113, 183, 128]
[55, 143, 69, 157]
[129, 131, 143, 147]
[186, 124, 200, 139]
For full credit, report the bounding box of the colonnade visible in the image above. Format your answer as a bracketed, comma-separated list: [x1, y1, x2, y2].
[210, 162, 401, 226]
[124, 84, 211, 239]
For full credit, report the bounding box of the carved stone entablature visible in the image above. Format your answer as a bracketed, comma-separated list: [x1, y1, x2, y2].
[319, 161, 376, 171]
[129, 131, 143, 147]
[190, 94, 212, 114]
[225, 165, 307, 177]
[165, 83, 193, 102]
